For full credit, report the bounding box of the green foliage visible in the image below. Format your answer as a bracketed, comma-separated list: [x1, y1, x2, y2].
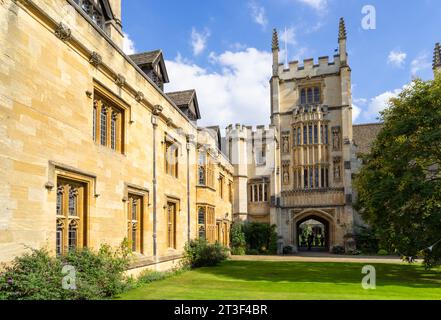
[230, 222, 246, 255]
[377, 249, 388, 256]
[354, 226, 380, 254]
[242, 222, 278, 255]
[0, 243, 131, 300]
[283, 246, 294, 255]
[331, 246, 345, 255]
[184, 238, 229, 268]
[355, 74, 441, 268]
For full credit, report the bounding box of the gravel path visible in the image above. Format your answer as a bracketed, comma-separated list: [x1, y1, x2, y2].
[230, 252, 412, 264]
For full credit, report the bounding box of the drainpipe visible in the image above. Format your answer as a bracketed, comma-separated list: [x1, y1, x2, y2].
[186, 134, 194, 242]
[151, 105, 163, 258]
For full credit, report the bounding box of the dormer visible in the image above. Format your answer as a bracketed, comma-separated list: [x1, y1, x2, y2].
[129, 50, 170, 91]
[166, 90, 201, 124]
[73, 0, 123, 48]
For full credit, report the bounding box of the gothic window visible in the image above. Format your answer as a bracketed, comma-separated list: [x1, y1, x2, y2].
[254, 185, 258, 202]
[198, 152, 206, 185]
[309, 169, 313, 188]
[165, 141, 179, 178]
[300, 89, 306, 104]
[303, 126, 307, 145]
[127, 194, 143, 253]
[56, 178, 86, 255]
[309, 125, 313, 144]
[314, 125, 318, 144]
[94, 91, 124, 152]
[100, 107, 107, 146]
[167, 202, 177, 249]
[197, 206, 216, 243]
[314, 87, 321, 103]
[297, 128, 301, 145]
[325, 125, 329, 145]
[307, 88, 313, 103]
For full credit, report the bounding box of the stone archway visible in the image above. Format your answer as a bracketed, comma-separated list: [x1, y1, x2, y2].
[296, 215, 329, 251]
[290, 210, 336, 252]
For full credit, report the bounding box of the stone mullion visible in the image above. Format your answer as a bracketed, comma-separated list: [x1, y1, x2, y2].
[62, 184, 69, 254]
[116, 111, 122, 153]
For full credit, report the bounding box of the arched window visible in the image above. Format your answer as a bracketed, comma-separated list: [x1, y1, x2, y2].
[300, 89, 306, 104]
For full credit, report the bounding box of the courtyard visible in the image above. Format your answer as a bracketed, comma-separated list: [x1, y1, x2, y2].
[117, 258, 441, 300]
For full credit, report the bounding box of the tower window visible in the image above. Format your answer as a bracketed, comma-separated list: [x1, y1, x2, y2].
[300, 89, 306, 104]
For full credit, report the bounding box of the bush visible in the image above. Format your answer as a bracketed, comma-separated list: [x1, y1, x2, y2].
[377, 249, 388, 256]
[242, 222, 278, 255]
[0, 243, 131, 300]
[230, 222, 246, 255]
[283, 246, 294, 255]
[184, 239, 229, 268]
[245, 249, 259, 255]
[354, 226, 379, 254]
[331, 246, 345, 255]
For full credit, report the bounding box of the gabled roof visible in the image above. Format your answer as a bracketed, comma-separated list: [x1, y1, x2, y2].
[166, 89, 201, 120]
[129, 50, 170, 83]
[205, 126, 222, 150]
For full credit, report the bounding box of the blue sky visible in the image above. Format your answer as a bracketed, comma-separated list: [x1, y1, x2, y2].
[121, 0, 441, 128]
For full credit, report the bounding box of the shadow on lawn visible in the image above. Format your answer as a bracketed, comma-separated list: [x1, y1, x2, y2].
[197, 261, 441, 289]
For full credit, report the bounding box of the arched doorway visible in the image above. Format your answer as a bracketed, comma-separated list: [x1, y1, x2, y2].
[296, 215, 330, 252]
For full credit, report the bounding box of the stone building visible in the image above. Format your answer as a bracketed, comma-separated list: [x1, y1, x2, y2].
[225, 19, 387, 252]
[0, 0, 233, 271]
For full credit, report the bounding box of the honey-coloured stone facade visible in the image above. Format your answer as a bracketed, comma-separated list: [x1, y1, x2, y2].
[0, 0, 233, 268]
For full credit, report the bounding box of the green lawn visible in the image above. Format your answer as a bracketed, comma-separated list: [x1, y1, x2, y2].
[117, 260, 441, 300]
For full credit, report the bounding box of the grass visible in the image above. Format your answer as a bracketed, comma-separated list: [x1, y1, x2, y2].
[117, 260, 441, 300]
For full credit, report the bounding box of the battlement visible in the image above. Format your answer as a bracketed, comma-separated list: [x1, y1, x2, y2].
[278, 54, 343, 80]
[225, 124, 277, 137]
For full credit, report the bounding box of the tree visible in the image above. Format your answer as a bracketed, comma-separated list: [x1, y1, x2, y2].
[354, 74, 441, 268]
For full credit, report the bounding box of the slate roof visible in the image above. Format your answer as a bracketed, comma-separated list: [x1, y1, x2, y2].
[353, 123, 383, 155]
[129, 50, 169, 83]
[166, 90, 201, 120]
[129, 50, 161, 66]
[166, 90, 195, 106]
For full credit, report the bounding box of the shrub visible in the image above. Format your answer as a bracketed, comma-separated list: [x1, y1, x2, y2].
[230, 222, 246, 255]
[331, 246, 345, 255]
[354, 226, 379, 254]
[283, 246, 294, 255]
[246, 249, 259, 255]
[242, 222, 278, 255]
[377, 249, 388, 256]
[0, 243, 131, 300]
[184, 239, 229, 268]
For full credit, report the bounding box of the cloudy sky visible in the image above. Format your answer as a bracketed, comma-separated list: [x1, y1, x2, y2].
[122, 0, 441, 129]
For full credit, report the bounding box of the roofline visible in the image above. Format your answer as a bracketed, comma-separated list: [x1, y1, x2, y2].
[66, 0, 196, 129]
[353, 122, 383, 127]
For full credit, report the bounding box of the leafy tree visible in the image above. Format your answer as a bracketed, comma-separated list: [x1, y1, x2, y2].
[230, 222, 246, 255]
[354, 74, 441, 268]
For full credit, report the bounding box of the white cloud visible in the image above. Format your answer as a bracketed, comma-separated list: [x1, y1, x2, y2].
[296, 0, 328, 11]
[248, 1, 268, 28]
[387, 50, 407, 68]
[352, 104, 361, 123]
[280, 27, 297, 46]
[191, 27, 211, 56]
[410, 52, 432, 77]
[123, 32, 136, 55]
[165, 48, 272, 129]
[355, 85, 411, 123]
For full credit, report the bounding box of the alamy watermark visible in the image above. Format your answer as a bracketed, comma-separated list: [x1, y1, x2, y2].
[361, 265, 376, 290]
[361, 5, 377, 30]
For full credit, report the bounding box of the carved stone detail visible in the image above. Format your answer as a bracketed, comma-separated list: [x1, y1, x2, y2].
[55, 22, 72, 42]
[115, 74, 126, 87]
[89, 51, 102, 67]
[135, 91, 144, 102]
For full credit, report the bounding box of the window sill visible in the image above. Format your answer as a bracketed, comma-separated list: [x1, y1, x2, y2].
[196, 185, 216, 192]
